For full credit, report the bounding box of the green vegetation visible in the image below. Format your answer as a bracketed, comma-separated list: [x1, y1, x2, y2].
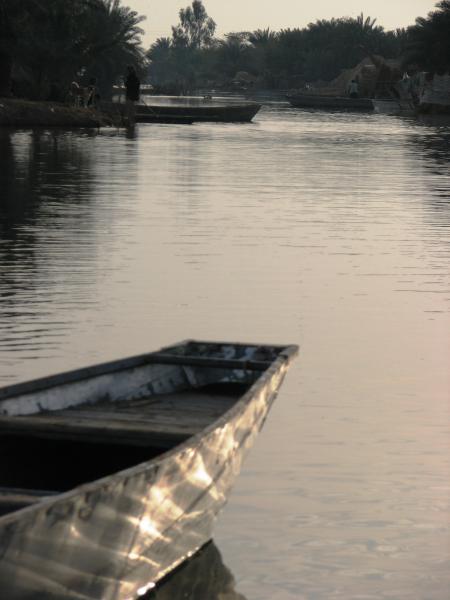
[406, 1, 450, 73]
[148, 1, 449, 93]
[171, 0, 216, 49]
[147, 0, 217, 94]
[147, 3, 409, 92]
[1, 0, 448, 102]
[0, 0, 146, 99]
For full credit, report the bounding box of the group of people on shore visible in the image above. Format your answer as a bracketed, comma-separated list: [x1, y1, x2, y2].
[67, 66, 141, 117]
[67, 78, 100, 108]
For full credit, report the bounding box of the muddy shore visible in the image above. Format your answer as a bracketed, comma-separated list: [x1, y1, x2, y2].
[0, 98, 123, 128]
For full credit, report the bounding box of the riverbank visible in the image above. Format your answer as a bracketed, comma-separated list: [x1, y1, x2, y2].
[0, 98, 121, 128]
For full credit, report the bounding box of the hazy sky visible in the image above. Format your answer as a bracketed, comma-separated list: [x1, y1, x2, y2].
[126, 0, 438, 46]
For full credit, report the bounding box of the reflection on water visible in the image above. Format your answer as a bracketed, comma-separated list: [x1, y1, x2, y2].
[0, 131, 97, 353]
[0, 108, 449, 599]
[145, 542, 246, 600]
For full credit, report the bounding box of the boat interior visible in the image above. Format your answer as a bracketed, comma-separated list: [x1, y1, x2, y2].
[0, 381, 250, 518]
[0, 341, 288, 519]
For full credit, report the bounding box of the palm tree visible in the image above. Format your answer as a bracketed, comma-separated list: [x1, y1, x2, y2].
[0, 0, 15, 95]
[214, 33, 251, 79]
[247, 29, 280, 85]
[248, 28, 277, 46]
[0, 0, 146, 99]
[406, 1, 450, 73]
[82, 0, 146, 98]
[355, 13, 379, 33]
[147, 37, 177, 89]
[0, 0, 43, 95]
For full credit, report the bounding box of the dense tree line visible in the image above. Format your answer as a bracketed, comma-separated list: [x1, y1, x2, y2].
[148, 1, 450, 93]
[0, 0, 448, 101]
[147, 5, 408, 92]
[0, 0, 146, 99]
[405, 1, 450, 74]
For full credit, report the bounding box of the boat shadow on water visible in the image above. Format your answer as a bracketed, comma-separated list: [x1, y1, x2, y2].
[144, 541, 246, 600]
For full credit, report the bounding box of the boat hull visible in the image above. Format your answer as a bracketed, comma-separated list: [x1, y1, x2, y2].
[287, 93, 374, 111]
[371, 99, 415, 115]
[135, 102, 261, 123]
[132, 114, 194, 124]
[0, 342, 296, 599]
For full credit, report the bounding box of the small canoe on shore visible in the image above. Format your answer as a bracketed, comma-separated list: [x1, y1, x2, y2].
[287, 93, 374, 111]
[0, 339, 297, 599]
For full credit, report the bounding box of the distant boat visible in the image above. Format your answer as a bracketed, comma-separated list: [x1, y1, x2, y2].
[371, 98, 416, 115]
[418, 74, 450, 115]
[0, 339, 297, 599]
[136, 96, 262, 123]
[287, 93, 374, 111]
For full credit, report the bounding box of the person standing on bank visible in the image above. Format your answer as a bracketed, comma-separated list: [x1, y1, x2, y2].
[348, 79, 359, 99]
[124, 65, 140, 125]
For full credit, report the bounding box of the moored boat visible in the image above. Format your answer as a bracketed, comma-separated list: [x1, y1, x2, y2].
[132, 114, 195, 124]
[100, 101, 194, 125]
[0, 340, 297, 599]
[287, 93, 374, 111]
[135, 96, 262, 123]
[371, 98, 416, 115]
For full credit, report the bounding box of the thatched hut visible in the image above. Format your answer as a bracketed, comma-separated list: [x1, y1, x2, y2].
[306, 55, 403, 98]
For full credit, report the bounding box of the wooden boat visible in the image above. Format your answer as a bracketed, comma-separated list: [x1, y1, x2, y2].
[371, 98, 415, 115]
[0, 340, 297, 599]
[99, 101, 194, 125]
[418, 75, 450, 115]
[136, 96, 262, 123]
[132, 114, 194, 125]
[287, 93, 374, 111]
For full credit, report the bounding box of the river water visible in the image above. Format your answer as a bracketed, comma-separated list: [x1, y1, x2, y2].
[0, 104, 449, 599]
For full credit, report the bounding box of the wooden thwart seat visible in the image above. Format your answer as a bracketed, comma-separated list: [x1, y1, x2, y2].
[0, 412, 192, 448]
[0, 389, 239, 448]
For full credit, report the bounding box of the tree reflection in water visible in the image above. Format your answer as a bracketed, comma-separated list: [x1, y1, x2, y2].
[145, 542, 246, 600]
[0, 130, 98, 376]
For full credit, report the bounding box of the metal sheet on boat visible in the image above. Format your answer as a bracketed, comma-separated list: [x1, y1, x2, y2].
[0, 343, 297, 599]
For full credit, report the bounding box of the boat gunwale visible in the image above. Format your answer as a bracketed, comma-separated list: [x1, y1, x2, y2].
[137, 97, 261, 107]
[0, 339, 288, 402]
[135, 102, 262, 123]
[0, 341, 298, 526]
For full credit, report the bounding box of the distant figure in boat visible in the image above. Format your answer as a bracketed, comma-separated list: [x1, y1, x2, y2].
[124, 65, 140, 126]
[348, 79, 359, 99]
